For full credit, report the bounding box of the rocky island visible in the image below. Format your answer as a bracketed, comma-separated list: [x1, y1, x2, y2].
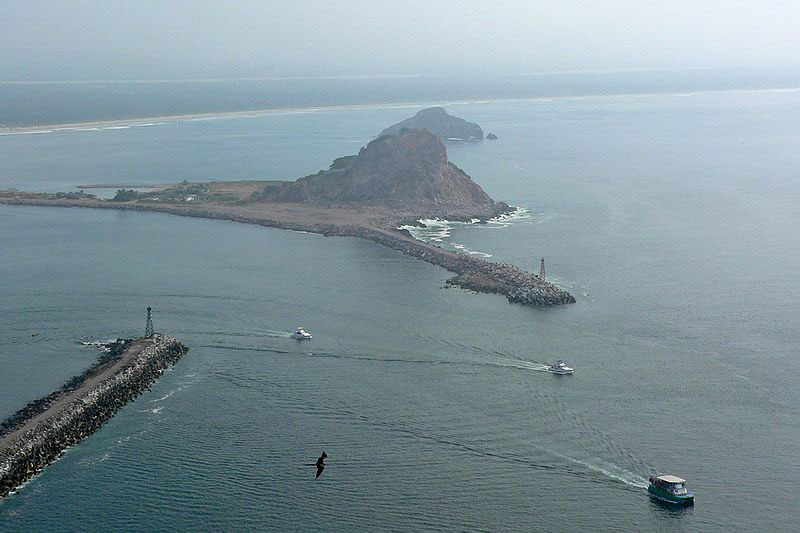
[0, 128, 574, 306]
[379, 107, 484, 141]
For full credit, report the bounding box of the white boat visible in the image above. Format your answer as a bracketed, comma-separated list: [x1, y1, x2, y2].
[290, 327, 312, 340]
[547, 360, 574, 374]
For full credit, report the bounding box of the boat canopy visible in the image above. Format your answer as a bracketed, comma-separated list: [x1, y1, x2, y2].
[657, 475, 686, 484]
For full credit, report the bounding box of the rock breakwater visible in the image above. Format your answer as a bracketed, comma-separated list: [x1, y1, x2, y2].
[0, 334, 188, 499]
[0, 195, 575, 306]
[348, 227, 576, 306]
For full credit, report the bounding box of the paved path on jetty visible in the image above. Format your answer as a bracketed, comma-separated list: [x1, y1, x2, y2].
[0, 339, 148, 454]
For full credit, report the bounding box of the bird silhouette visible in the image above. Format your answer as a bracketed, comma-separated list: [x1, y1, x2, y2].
[306, 451, 327, 479]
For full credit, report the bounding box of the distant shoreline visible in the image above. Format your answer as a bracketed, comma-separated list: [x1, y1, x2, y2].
[2, 85, 798, 133]
[0, 100, 464, 133]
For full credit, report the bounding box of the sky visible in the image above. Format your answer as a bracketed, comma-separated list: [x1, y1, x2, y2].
[2, 0, 799, 80]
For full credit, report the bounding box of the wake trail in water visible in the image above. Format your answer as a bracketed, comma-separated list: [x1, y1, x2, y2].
[342, 406, 649, 490]
[201, 341, 651, 492]
[306, 350, 551, 372]
[198, 333, 553, 373]
[201, 337, 651, 487]
[262, 329, 293, 339]
[540, 447, 649, 488]
[174, 330, 290, 339]
[196, 344, 293, 355]
[275, 391, 648, 491]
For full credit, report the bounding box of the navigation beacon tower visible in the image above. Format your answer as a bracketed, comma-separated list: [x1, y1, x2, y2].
[539, 258, 546, 281]
[145, 306, 154, 338]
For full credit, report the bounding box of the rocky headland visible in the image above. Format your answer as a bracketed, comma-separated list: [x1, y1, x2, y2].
[258, 128, 500, 211]
[0, 128, 574, 306]
[0, 335, 188, 499]
[378, 107, 484, 141]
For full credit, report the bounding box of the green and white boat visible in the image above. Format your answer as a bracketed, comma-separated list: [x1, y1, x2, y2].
[648, 475, 695, 505]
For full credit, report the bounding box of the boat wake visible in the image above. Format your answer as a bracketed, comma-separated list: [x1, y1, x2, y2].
[262, 329, 294, 339]
[196, 336, 654, 494]
[540, 448, 649, 488]
[197, 343, 294, 356]
[306, 349, 553, 373]
[273, 391, 649, 492]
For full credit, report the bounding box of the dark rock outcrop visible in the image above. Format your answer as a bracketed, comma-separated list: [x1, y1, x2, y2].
[261, 129, 498, 212]
[486, 132, 498, 140]
[378, 107, 483, 141]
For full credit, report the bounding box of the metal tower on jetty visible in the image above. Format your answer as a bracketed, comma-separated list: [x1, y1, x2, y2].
[539, 258, 546, 281]
[145, 307, 154, 338]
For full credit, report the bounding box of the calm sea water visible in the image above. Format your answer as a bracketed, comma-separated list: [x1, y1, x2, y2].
[1, 89, 799, 530]
[3, 68, 798, 127]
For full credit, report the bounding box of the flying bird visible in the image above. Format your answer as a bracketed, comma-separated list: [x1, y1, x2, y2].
[305, 451, 327, 479]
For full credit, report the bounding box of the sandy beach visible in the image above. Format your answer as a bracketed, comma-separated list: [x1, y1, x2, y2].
[0, 98, 471, 134]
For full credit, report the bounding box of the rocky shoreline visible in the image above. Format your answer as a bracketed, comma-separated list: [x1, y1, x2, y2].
[340, 226, 575, 305]
[0, 334, 188, 499]
[0, 195, 575, 306]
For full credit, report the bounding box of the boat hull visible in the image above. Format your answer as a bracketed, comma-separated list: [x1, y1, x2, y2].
[548, 369, 573, 375]
[648, 485, 695, 505]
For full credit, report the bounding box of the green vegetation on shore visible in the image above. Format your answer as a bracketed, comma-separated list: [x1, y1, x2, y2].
[112, 184, 238, 204]
[111, 189, 141, 201]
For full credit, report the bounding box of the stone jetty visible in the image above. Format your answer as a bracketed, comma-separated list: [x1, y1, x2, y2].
[0, 334, 188, 499]
[342, 226, 576, 305]
[0, 193, 575, 306]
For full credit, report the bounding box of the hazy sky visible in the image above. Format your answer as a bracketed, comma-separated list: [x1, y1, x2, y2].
[3, 0, 799, 79]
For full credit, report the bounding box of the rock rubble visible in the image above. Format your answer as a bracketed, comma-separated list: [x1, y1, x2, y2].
[0, 335, 187, 499]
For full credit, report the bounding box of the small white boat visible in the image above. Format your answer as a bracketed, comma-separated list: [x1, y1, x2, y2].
[290, 327, 312, 340]
[547, 360, 574, 374]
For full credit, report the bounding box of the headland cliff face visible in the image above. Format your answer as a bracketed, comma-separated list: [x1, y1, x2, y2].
[378, 107, 484, 141]
[260, 128, 502, 215]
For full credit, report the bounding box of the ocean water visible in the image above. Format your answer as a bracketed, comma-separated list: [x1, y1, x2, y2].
[1, 89, 799, 530]
[3, 68, 799, 127]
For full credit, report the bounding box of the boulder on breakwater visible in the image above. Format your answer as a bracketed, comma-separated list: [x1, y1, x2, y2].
[0, 334, 188, 499]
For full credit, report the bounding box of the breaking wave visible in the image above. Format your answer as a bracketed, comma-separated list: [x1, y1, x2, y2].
[397, 207, 537, 256]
